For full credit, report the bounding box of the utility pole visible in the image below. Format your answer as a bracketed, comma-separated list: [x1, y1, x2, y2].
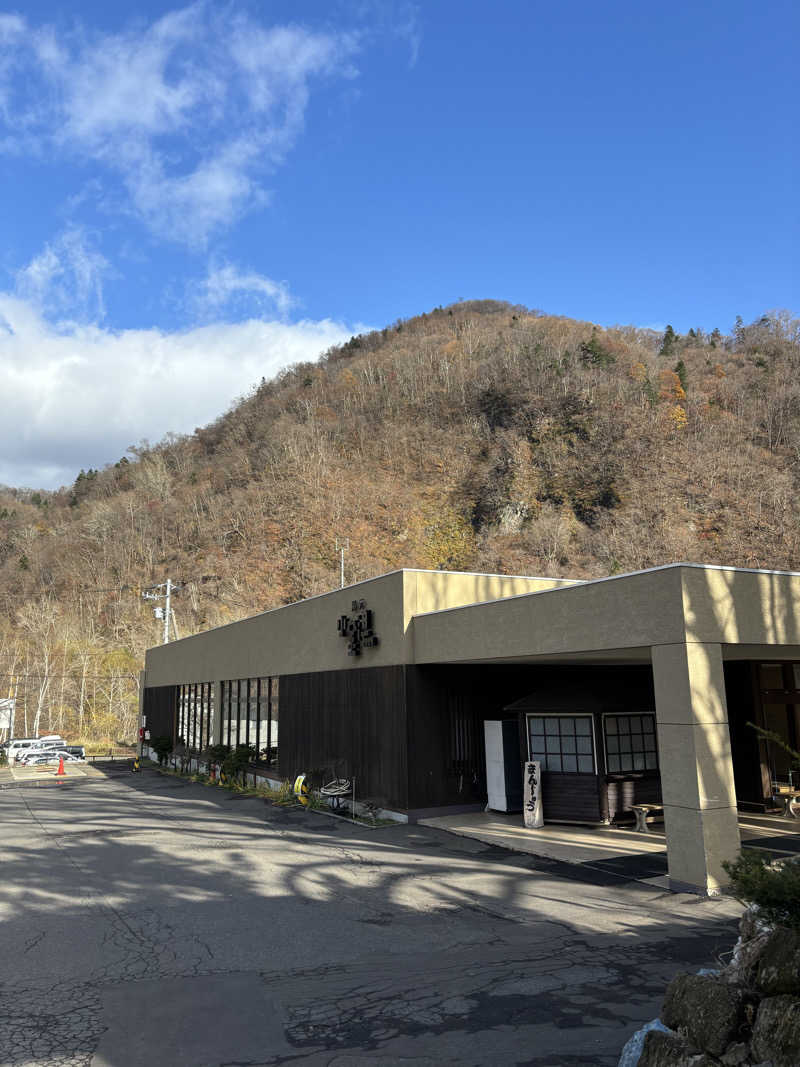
[335, 538, 349, 588]
[163, 578, 172, 645]
[142, 579, 182, 644]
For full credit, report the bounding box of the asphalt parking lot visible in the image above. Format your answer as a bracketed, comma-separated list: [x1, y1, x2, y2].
[0, 767, 742, 1066]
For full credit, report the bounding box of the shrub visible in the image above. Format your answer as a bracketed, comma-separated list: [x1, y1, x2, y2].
[221, 744, 255, 784]
[722, 850, 800, 929]
[262, 779, 295, 804]
[150, 735, 173, 767]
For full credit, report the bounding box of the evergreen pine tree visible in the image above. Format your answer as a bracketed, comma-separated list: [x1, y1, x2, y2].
[660, 325, 678, 356]
[674, 360, 688, 393]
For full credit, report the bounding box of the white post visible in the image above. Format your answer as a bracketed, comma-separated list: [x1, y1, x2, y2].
[335, 538, 349, 588]
[163, 578, 171, 644]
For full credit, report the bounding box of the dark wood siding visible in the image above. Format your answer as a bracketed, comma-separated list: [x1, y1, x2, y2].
[281, 663, 664, 820]
[406, 665, 540, 811]
[143, 685, 177, 742]
[510, 667, 658, 824]
[725, 661, 777, 809]
[540, 773, 603, 822]
[280, 666, 408, 811]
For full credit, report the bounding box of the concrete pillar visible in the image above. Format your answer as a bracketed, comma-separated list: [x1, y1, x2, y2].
[211, 680, 224, 746]
[651, 642, 740, 895]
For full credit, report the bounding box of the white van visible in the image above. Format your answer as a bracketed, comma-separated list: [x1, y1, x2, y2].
[10, 736, 63, 763]
[6, 737, 39, 762]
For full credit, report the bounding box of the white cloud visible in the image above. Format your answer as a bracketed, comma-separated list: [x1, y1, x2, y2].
[192, 262, 293, 319]
[15, 227, 112, 320]
[350, 1, 420, 67]
[0, 293, 363, 490]
[0, 4, 360, 245]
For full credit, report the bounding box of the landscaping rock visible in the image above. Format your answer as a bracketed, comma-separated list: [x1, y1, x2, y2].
[756, 926, 800, 995]
[638, 1030, 694, 1067]
[738, 905, 770, 946]
[726, 925, 771, 987]
[719, 1042, 750, 1065]
[617, 1018, 675, 1067]
[750, 994, 800, 1067]
[662, 973, 745, 1057]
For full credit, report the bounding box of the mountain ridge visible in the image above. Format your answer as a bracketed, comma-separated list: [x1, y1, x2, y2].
[1, 300, 798, 741]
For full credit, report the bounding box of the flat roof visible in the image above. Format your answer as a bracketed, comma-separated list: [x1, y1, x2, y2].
[411, 561, 800, 619]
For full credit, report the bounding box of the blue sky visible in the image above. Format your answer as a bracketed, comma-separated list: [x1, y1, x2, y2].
[0, 1, 797, 488]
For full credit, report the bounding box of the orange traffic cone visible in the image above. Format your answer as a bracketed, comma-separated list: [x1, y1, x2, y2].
[56, 755, 65, 778]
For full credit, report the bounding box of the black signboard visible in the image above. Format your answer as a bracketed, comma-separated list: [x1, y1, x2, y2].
[337, 599, 380, 656]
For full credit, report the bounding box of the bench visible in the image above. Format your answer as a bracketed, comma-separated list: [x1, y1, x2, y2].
[630, 803, 664, 833]
[773, 788, 800, 818]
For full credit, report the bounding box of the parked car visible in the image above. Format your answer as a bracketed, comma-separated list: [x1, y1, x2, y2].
[10, 738, 57, 762]
[14, 737, 65, 763]
[24, 750, 82, 767]
[6, 737, 45, 763]
[20, 749, 59, 765]
[25, 751, 76, 768]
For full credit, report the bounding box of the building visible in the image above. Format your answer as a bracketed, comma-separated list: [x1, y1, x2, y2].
[142, 563, 800, 895]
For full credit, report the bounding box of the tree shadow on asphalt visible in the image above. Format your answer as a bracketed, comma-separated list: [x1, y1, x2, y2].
[0, 767, 743, 1067]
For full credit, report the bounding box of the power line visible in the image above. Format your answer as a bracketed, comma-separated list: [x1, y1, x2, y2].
[0, 674, 141, 681]
[0, 573, 222, 599]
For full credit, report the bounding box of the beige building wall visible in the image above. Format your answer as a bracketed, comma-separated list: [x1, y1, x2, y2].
[145, 568, 575, 687]
[145, 561, 800, 896]
[651, 642, 740, 893]
[681, 565, 800, 646]
[411, 566, 687, 662]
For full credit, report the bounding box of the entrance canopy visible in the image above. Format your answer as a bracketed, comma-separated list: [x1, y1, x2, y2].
[145, 562, 800, 894]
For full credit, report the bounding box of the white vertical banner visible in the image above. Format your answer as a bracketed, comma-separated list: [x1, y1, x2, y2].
[523, 760, 544, 828]
[0, 698, 14, 732]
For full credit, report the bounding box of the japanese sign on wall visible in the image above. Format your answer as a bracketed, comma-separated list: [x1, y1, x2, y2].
[337, 599, 380, 656]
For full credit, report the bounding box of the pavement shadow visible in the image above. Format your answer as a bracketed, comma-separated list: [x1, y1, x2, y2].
[0, 768, 742, 1067]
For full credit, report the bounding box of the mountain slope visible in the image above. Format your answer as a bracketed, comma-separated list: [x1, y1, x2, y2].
[1, 301, 798, 741]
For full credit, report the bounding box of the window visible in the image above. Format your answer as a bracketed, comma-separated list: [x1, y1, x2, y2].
[527, 715, 595, 773]
[604, 714, 658, 773]
[760, 663, 785, 690]
[222, 676, 279, 764]
[255, 677, 278, 764]
[175, 682, 214, 752]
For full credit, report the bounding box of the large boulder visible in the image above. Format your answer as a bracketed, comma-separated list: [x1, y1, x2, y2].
[637, 1030, 716, 1067]
[756, 926, 800, 995]
[661, 974, 745, 1057]
[725, 914, 772, 988]
[718, 1042, 750, 1065]
[750, 994, 800, 1066]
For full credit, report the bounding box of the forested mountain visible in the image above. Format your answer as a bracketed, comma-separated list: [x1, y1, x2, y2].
[1, 300, 798, 741]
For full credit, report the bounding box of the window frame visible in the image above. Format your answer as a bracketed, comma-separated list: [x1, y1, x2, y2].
[601, 712, 659, 775]
[221, 676, 278, 765]
[526, 713, 597, 775]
